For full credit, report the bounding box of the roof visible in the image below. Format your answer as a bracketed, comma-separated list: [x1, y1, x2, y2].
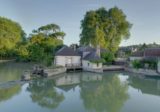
[55, 46, 80, 56]
[131, 51, 144, 57]
[77, 46, 95, 53]
[144, 48, 160, 57]
[77, 46, 108, 53]
[83, 52, 102, 61]
[131, 48, 160, 58]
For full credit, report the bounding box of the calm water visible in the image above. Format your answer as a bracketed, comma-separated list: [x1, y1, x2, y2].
[1, 63, 160, 112]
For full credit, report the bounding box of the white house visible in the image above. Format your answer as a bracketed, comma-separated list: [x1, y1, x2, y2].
[54, 46, 81, 67]
[77, 46, 106, 73]
[55, 45, 107, 73]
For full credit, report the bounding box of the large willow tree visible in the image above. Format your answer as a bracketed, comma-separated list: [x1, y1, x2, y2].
[80, 7, 132, 52]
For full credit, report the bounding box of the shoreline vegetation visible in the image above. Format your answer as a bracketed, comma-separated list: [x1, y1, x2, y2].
[0, 7, 132, 67]
[0, 6, 159, 83]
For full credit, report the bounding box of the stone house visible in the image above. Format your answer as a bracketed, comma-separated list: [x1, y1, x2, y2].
[54, 46, 107, 72]
[54, 46, 81, 67]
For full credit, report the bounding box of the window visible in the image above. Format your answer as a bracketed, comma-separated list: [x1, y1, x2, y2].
[88, 63, 90, 66]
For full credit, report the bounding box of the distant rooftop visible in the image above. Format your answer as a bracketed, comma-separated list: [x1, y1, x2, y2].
[131, 48, 160, 57]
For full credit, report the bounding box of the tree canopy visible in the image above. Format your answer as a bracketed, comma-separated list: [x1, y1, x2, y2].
[0, 17, 25, 57]
[80, 7, 132, 52]
[16, 23, 65, 66]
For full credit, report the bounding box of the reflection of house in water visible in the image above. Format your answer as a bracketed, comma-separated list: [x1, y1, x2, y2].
[81, 73, 102, 82]
[54, 73, 102, 91]
[129, 76, 160, 96]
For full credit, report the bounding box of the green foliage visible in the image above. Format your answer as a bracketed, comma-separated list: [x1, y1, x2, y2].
[0, 17, 25, 58]
[16, 23, 64, 66]
[80, 7, 132, 52]
[101, 52, 115, 63]
[90, 59, 105, 63]
[132, 60, 143, 69]
[132, 59, 157, 70]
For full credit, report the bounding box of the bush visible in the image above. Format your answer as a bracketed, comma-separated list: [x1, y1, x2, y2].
[142, 59, 157, 70]
[132, 59, 158, 70]
[132, 60, 143, 69]
[101, 52, 115, 64]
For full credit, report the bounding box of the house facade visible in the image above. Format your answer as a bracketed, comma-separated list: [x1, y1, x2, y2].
[129, 48, 160, 61]
[54, 46, 81, 67]
[77, 46, 105, 72]
[129, 48, 160, 71]
[55, 46, 107, 72]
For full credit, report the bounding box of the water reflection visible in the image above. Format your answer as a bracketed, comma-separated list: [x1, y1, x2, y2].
[0, 62, 33, 83]
[27, 79, 64, 109]
[2, 71, 160, 112]
[27, 72, 129, 112]
[80, 74, 129, 112]
[128, 75, 160, 96]
[0, 85, 21, 102]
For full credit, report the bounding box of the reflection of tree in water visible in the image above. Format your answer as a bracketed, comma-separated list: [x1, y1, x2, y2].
[0, 85, 21, 102]
[80, 75, 129, 112]
[0, 62, 33, 83]
[27, 79, 64, 109]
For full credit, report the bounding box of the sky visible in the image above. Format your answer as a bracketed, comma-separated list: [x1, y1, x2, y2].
[0, 0, 160, 46]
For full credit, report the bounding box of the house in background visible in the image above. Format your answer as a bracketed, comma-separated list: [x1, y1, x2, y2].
[129, 48, 160, 61]
[129, 48, 160, 72]
[54, 46, 107, 73]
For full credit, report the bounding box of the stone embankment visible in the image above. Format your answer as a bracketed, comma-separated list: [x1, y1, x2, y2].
[125, 67, 160, 76]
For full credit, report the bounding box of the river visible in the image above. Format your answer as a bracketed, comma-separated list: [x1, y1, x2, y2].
[0, 62, 160, 112]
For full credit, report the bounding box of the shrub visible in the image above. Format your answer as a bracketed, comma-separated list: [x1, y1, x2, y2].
[132, 59, 158, 70]
[132, 60, 143, 69]
[101, 52, 115, 64]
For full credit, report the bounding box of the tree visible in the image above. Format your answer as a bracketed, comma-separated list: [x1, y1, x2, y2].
[0, 17, 25, 58]
[33, 23, 65, 39]
[27, 23, 64, 66]
[80, 7, 132, 52]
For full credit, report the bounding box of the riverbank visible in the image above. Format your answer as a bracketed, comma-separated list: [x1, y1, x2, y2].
[125, 67, 160, 76]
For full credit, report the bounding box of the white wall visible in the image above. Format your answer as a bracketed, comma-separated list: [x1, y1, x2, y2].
[82, 60, 102, 70]
[129, 57, 143, 61]
[55, 75, 80, 86]
[55, 56, 81, 66]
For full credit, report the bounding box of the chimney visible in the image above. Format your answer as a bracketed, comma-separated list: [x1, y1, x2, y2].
[96, 45, 100, 57]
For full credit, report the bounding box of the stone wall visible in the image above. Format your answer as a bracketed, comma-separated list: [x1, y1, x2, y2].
[44, 67, 66, 77]
[125, 67, 160, 76]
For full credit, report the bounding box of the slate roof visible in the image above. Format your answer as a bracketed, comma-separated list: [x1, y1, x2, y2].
[77, 46, 108, 53]
[83, 52, 102, 61]
[55, 46, 80, 56]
